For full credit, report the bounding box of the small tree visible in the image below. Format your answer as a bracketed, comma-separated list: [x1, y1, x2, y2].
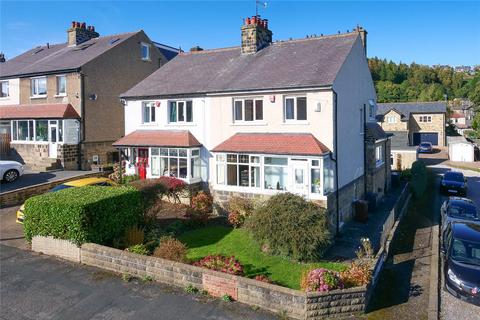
[410, 161, 427, 198]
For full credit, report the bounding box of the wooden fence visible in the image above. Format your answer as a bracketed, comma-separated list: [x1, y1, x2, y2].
[0, 133, 11, 159]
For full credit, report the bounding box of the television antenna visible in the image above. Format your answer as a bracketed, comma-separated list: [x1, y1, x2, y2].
[255, 0, 267, 18]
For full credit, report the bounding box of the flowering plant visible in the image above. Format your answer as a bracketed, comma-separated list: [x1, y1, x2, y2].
[191, 191, 213, 214]
[254, 274, 273, 283]
[301, 268, 344, 292]
[227, 211, 245, 228]
[193, 255, 244, 275]
[340, 261, 372, 288]
[158, 176, 187, 203]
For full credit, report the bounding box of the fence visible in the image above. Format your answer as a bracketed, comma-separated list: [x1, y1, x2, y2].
[0, 133, 11, 159]
[379, 183, 410, 250]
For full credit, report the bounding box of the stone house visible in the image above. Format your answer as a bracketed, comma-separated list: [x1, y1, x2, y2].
[0, 21, 178, 170]
[115, 17, 387, 234]
[365, 123, 391, 201]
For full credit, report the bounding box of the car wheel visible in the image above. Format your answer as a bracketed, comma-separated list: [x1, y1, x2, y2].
[3, 169, 19, 183]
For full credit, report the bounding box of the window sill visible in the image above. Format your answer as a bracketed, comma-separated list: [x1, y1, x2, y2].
[0, 96, 10, 100]
[54, 94, 67, 98]
[281, 121, 309, 125]
[230, 121, 268, 126]
[11, 141, 55, 145]
[165, 123, 196, 127]
[30, 95, 47, 99]
[140, 123, 158, 127]
[141, 58, 151, 62]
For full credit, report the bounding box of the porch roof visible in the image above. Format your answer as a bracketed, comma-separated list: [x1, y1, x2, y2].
[212, 133, 330, 156]
[0, 103, 80, 120]
[113, 130, 202, 148]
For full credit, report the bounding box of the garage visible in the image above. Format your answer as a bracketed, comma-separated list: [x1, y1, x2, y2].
[413, 132, 438, 146]
[449, 140, 474, 162]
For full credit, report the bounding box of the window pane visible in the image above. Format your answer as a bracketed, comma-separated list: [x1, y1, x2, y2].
[57, 76, 66, 94]
[143, 105, 150, 123]
[250, 156, 260, 163]
[178, 102, 185, 122]
[0, 120, 11, 134]
[239, 154, 249, 163]
[234, 101, 243, 121]
[151, 148, 159, 156]
[160, 148, 168, 156]
[179, 149, 187, 157]
[244, 100, 254, 121]
[50, 125, 57, 143]
[265, 157, 288, 165]
[192, 157, 201, 178]
[160, 157, 168, 176]
[169, 149, 178, 157]
[179, 158, 188, 178]
[191, 149, 200, 156]
[297, 97, 307, 120]
[217, 164, 225, 184]
[312, 160, 319, 167]
[13, 121, 17, 140]
[28, 121, 34, 141]
[169, 157, 178, 177]
[58, 120, 63, 142]
[216, 154, 225, 162]
[38, 77, 47, 95]
[227, 154, 237, 163]
[255, 100, 263, 120]
[31, 79, 35, 95]
[311, 169, 321, 193]
[1, 81, 9, 97]
[151, 157, 160, 176]
[251, 166, 260, 188]
[18, 121, 28, 140]
[285, 98, 295, 120]
[151, 105, 155, 122]
[239, 165, 249, 186]
[169, 102, 177, 122]
[264, 166, 287, 190]
[295, 168, 304, 184]
[186, 101, 193, 122]
[227, 164, 238, 186]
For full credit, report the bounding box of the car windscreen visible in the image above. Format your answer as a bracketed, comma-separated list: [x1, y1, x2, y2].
[49, 184, 73, 192]
[451, 237, 480, 266]
[420, 143, 431, 147]
[448, 203, 478, 219]
[444, 172, 464, 182]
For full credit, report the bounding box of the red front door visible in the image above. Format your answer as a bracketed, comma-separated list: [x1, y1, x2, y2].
[137, 148, 149, 180]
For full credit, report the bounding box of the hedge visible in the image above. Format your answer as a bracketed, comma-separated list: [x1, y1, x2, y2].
[410, 160, 427, 198]
[24, 186, 142, 245]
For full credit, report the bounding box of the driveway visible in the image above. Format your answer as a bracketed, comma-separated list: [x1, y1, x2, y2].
[439, 167, 480, 320]
[0, 170, 95, 194]
[0, 245, 277, 320]
[0, 205, 27, 250]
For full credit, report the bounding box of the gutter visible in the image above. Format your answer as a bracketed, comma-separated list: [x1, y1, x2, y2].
[0, 68, 80, 80]
[363, 104, 368, 201]
[330, 89, 340, 236]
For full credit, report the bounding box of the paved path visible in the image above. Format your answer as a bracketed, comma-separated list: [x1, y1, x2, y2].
[0, 205, 27, 250]
[0, 245, 277, 320]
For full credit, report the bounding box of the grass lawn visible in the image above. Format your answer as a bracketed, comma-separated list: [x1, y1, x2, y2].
[178, 225, 347, 290]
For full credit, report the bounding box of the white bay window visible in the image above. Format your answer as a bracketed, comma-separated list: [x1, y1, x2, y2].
[150, 147, 200, 182]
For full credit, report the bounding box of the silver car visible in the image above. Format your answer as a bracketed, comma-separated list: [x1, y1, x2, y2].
[0, 160, 25, 183]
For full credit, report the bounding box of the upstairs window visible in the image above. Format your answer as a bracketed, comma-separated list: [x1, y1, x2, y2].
[284, 96, 307, 121]
[419, 115, 432, 122]
[142, 101, 156, 123]
[31, 77, 47, 97]
[141, 42, 150, 60]
[56, 75, 66, 96]
[233, 98, 263, 122]
[169, 101, 193, 123]
[368, 99, 376, 120]
[375, 145, 384, 166]
[0, 81, 9, 97]
[386, 115, 397, 123]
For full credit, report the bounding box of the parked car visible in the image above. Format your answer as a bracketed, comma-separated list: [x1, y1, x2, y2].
[440, 171, 468, 197]
[16, 177, 117, 223]
[417, 142, 433, 153]
[0, 160, 24, 183]
[442, 222, 480, 306]
[441, 197, 479, 238]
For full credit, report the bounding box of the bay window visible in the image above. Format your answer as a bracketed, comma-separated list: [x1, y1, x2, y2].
[233, 98, 263, 122]
[142, 101, 156, 123]
[217, 154, 261, 187]
[264, 157, 288, 190]
[284, 96, 307, 121]
[150, 147, 200, 181]
[169, 101, 193, 123]
[311, 159, 321, 193]
[323, 159, 334, 195]
[31, 77, 47, 97]
[10, 119, 66, 143]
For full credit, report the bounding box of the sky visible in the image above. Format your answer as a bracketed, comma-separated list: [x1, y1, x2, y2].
[0, 1, 479, 66]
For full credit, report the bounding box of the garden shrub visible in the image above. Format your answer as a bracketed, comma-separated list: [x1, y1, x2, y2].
[185, 207, 211, 225]
[193, 255, 244, 275]
[227, 196, 255, 228]
[165, 220, 190, 235]
[109, 162, 125, 183]
[129, 179, 167, 210]
[158, 176, 188, 203]
[126, 244, 149, 255]
[122, 174, 140, 184]
[227, 211, 244, 228]
[24, 186, 142, 245]
[191, 191, 213, 214]
[300, 268, 344, 292]
[153, 236, 188, 262]
[340, 261, 372, 288]
[124, 225, 144, 247]
[254, 274, 273, 284]
[410, 161, 427, 198]
[245, 193, 331, 262]
[400, 169, 412, 181]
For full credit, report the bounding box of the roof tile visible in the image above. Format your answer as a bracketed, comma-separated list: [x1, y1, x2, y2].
[0, 103, 80, 119]
[113, 130, 201, 148]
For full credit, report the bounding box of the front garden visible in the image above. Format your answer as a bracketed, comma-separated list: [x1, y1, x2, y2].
[23, 174, 375, 293]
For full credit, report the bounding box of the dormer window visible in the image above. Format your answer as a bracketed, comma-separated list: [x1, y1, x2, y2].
[31, 76, 47, 97]
[141, 42, 151, 60]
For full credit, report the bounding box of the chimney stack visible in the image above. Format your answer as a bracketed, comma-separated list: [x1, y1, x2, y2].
[67, 21, 99, 46]
[0, 53, 5, 63]
[241, 16, 272, 54]
[354, 25, 367, 56]
[190, 46, 204, 52]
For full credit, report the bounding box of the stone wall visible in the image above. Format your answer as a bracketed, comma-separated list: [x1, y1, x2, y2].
[379, 110, 408, 131]
[80, 141, 118, 170]
[409, 113, 446, 147]
[57, 144, 79, 170]
[306, 286, 367, 319]
[32, 236, 81, 262]
[365, 139, 391, 200]
[391, 150, 418, 171]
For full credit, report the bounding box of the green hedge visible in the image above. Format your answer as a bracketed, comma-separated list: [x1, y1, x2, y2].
[410, 161, 427, 198]
[24, 186, 142, 245]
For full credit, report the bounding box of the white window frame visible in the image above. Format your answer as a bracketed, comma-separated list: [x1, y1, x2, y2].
[141, 42, 151, 61]
[0, 80, 9, 98]
[142, 101, 156, 124]
[368, 99, 376, 120]
[168, 100, 193, 123]
[386, 115, 397, 123]
[10, 119, 64, 144]
[233, 98, 264, 123]
[55, 75, 67, 96]
[30, 76, 47, 98]
[284, 96, 308, 122]
[149, 147, 200, 183]
[375, 145, 384, 167]
[419, 115, 432, 123]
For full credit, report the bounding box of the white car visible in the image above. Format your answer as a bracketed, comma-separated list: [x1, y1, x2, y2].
[0, 161, 25, 183]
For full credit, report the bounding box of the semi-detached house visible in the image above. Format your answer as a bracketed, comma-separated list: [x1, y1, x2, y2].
[0, 21, 178, 170]
[116, 18, 390, 233]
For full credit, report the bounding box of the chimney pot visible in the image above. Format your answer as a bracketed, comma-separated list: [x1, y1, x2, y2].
[0, 53, 5, 63]
[71, 21, 76, 28]
[264, 19, 268, 29]
[190, 46, 203, 52]
[68, 21, 99, 46]
[246, 17, 250, 25]
[81, 22, 86, 29]
[241, 15, 272, 54]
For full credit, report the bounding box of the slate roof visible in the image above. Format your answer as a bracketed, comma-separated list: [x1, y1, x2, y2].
[212, 133, 330, 156]
[365, 122, 389, 141]
[377, 102, 447, 119]
[0, 103, 80, 119]
[121, 33, 360, 98]
[0, 32, 139, 78]
[385, 131, 410, 149]
[112, 130, 201, 148]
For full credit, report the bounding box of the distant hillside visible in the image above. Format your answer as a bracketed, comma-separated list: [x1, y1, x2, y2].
[368, 57, 480, 106]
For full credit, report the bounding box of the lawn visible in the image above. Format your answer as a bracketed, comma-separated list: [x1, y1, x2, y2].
[178, 225, 347, 290]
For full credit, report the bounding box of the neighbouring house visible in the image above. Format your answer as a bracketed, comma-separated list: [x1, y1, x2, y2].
[116, 17, 388, 234]
[0, 21, 178, 170]
[365, 123, 391, 201]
